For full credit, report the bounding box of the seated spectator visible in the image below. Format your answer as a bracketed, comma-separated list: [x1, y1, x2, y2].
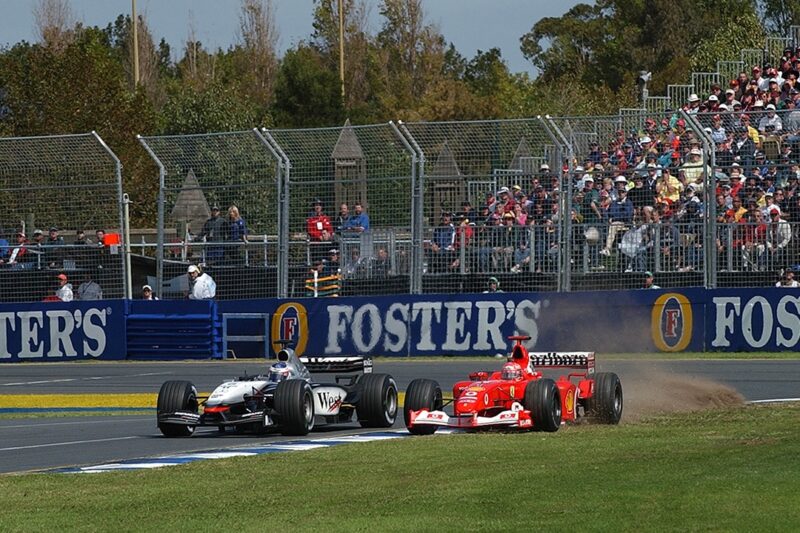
[428, 213, 457, 273]
[0, 232, 29, 268]
[77, 272, 103, 301]
[776, 268, 799, 287]
[187, 264, 216, 300]
[656, 166, 683, 204]
[55, 273, 73, 302]
[758, 104, 783, 134]
[601, 187, 634, 256]
[142, 284, 158, 300]
[371, 247, 390, 277]
[325, 248, 341, 276]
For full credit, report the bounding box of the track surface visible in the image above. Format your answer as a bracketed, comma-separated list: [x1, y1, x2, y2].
[1, 359, 798, 474]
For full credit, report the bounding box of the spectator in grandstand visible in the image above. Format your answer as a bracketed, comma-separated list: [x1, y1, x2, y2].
[325, 248, 341, 276]
[483, 276, 502, 293]
[428, 212, 456, 273]
[731, 196, 747, 222]
[495, 187, 515, 214]
[0, 232, 29, 268]
[55, 273, 73, 302]
[776, 268, 799, 287]
[95, 229, 106, 246]
[649, 207, 681, 271]
[733, 123, 757, 164]
[77, 272, 103, 301]
[371, 247, 391, 278]
[601, 186, 634, 257]
[342, 201, 370, 234]
[644, 271, 660, 289]
[766, 208, 792, 268]
[44, 226, 64, 269]
[681, 148, 709, 192]
[198, 205, 228, 263]
[226, 205, 248, 264]
[141, 284, 158, 300]
[686, 93, 701, 114]
[619, 214, 649, 272]
[742, 209, 768, 270]
[762, 192, 781, 218]
[333, 202, 350, 233]
[306, 198, 334, 263]
[759, 104, 783, 134]
[74, 229, 91, 246]
[494, 212, 519, 271]
[187, 264, 216, 300]
[627, 174, 654, 213]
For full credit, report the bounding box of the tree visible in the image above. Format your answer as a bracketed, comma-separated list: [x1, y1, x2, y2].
[232, 0, 279, 108]
[160, 83, 258, 134]
[759, 0, 800, 35]
[272, 45, 344, 127]
[33, 0, 75, 51]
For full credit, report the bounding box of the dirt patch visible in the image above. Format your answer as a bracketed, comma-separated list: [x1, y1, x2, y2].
[620, 369, 744, 422]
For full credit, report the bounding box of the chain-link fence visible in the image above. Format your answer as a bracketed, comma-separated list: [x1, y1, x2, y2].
[138, 130, 281, 300]
[398, 118, 563, 293]
[0, 132, 124, 303]
[266, 121, 417, 297]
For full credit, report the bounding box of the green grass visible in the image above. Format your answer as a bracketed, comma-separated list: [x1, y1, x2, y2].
[0, 410, 152, 420]
[1, 403, 798, 532]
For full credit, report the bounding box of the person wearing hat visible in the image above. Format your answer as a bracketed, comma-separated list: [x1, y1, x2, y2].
[142, 284, 158, 300]
[187, 264, 216, 300]
[55, 273, 73, 302]
[324, 248, 341, 276]
[0, 231, 29, 268]
[644, 271, 660, 289]
[766, 207, 791, 268]
[776, 268, 800, 287]
[656, 165, 683, 204]
[198, 204, 228, 263]
[306, 198, 334, 263]
[681, 148, 710, 191]
[483, 276, 503, 293]
[758, 103, 783, 134]
[43, 226, 65, 269]
[686, 93, 701, 114]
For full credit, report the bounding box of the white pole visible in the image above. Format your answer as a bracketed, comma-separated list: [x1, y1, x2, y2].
[123, 193, 133, 299]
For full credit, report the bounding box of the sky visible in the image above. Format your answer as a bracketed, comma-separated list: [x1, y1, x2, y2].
[0, 0, 584, 75]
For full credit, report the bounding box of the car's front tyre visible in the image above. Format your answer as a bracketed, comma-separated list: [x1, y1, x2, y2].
[275, 379, 315, 436]
[404, 379, 443, 435]
[157, 380, 198, 437]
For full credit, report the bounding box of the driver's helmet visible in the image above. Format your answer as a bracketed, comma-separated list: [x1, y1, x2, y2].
[501, 362, 523, 381]
[267, 362, 291, 383]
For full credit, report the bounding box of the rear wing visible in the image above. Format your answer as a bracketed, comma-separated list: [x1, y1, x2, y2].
[299, 356, 373, 374]
[528, 352, 595, 375]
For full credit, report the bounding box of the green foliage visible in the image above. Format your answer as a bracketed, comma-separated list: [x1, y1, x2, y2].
[691, 11, 765, 73]
[159, 84, 258, 135]
[272, 45, 344, 128]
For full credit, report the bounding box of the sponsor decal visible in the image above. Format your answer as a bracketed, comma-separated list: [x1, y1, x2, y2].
[565, 389, 574, 414]
[270, 302, 308, 356]
[509, 385, 515, 398]
[316, 391, 343, 412]
[651, 293, 693, 352]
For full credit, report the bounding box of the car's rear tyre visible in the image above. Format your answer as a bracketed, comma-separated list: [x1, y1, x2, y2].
[357, 373, 398, 428]
[275, 379, 315, 436]
[524, 379, 561, 432]
[157, 380, 198, 437]
[403, 379, 443, 435]
[586, 372, 623, 424]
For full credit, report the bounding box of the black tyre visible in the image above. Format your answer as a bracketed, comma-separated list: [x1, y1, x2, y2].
[274, 379, 315, 436]
[403, 378, 443, 435]
[586, 372, 623, 424]
[156, 380, 198, 437]
[357, 373, 399, 428]
[524, 379, 562, 432]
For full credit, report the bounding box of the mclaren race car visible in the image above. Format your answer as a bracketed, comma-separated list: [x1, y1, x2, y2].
[156, 344, 398, 437]
[405, 335, 622, 434]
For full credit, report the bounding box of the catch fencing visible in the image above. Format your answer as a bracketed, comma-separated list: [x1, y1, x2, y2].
[0, 132, 125, 303]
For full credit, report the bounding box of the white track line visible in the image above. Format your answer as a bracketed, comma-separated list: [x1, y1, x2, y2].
[0, 436, 141, 452]
[747, 398, 800, 404]
[1, 372, 171, 387]
[0, 417, 151, 430]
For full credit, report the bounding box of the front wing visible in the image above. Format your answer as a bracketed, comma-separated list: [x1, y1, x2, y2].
[158, 410, 270, 428]
[409, 408, 532, 429]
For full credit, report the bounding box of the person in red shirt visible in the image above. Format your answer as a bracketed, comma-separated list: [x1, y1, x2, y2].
[306, 199, 334, 263]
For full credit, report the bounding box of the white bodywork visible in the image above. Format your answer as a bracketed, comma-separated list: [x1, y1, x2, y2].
[206, 380, 270, 407]
[313, 386, 348, 415]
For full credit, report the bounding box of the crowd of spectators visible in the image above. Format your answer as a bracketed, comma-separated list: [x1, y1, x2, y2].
[423, 54, 800, 279]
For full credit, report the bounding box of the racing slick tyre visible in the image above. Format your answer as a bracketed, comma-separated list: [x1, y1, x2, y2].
[403, 379, 443, 435]
[275, 379, 315, 436]
[524, 379, 562, 432]
[357, 373, 399, 428]
[586, 372, 623, 424]
[157, 380, 198, 437]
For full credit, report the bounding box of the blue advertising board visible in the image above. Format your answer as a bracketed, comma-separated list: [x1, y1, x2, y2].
[0, 300, 126, 362]
[219, 289, 706, 357]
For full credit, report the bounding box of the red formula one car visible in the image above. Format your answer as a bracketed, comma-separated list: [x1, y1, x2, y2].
[404, 336, 622, 434]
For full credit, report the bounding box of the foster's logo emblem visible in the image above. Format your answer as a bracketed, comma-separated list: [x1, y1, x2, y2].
[651, 293, 693, 352]
[270, 302, 309, 356]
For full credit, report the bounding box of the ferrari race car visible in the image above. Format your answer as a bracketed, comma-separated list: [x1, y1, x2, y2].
[405, 335, 622, 434]
[156, 344, 398, 437]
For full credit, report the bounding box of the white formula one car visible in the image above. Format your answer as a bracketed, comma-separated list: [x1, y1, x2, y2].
[156, 344, 398, 437]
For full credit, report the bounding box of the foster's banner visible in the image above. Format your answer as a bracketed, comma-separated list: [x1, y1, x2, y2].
[0, 301, 126, 362]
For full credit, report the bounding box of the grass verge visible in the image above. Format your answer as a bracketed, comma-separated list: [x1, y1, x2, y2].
[0, 403, 798, 531]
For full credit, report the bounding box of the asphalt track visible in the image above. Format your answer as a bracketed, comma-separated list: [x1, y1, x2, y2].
[1, 358, 798, 474]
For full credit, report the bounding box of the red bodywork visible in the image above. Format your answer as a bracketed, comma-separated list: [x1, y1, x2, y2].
[409, 336, 596, 430]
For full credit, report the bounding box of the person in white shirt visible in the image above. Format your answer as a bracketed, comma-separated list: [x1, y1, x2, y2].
[187, 264, 216, 300]
[776, 269, 799, 287]
[55, 273, 73, 302]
